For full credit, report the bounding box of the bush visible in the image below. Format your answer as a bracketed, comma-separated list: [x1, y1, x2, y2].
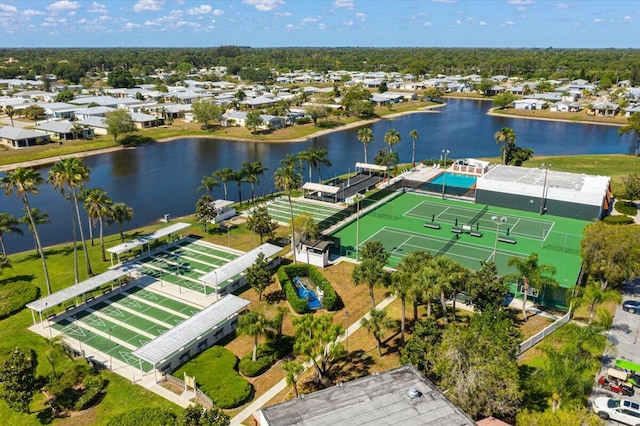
[173, 346, 252, 409]
[615, 200, 638, 216]
[279, 264, 341, 312]
[107, 407, 177, 426]
[602, 215, 635, 225]
[239, 351, 275, 377]
[277, 267, 308, 314]
[0, 281, 38, 319]
[295, 116, 312, 125]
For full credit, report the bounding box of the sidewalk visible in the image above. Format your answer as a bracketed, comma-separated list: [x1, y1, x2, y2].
[229, 294, 397, 426]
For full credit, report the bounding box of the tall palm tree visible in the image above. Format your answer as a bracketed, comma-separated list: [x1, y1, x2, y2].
[48, 158, 93, 277]
[83, 188, 113, 262]
[197, 174, 219, 195]
[391, 271, 412, 342]
[352, 258, 389, 309]
[273, 156, 302, 262]
[507, 252, 558, 321]
[571, 280, 622, 323]
[5, 105, 15, 127]
[282, 361, 303, 399]
[242, 161, 268, 204]
[231, 168, 247, 205]
[237, 310, 272, 362]
[299, 148, 331, 183]
[361, 308, 395, 356]
[107, 202, 134, 243]
[417, 262, 440, 319]
[0, 212, 23, 256]
[1, 168, 52, 294]
[409, 129, 419, 165]
[214, 167, 235, 201]
[494, 127, 516, 165]
[357, 127, 373, 164]
[0, 254, 12, 274]
[397, 250, 431, 319]
[384, 128, 401, 153]
[618, 111, 640, 157]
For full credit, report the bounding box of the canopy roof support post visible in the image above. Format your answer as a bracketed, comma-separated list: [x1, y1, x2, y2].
[31, 308, 36, 325]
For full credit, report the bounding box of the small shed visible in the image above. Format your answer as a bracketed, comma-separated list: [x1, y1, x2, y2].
[296, 239, 333, 268]
[212, 199, 236, 223]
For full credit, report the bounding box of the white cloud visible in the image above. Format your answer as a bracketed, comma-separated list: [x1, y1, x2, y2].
[46, 1, 81, 11]
[623, 15, 631, 22]
[133, 0, 164, 12]
[302, 16, 318, 23]
[275, 11, 292, 16]
[593, 18, 605, 23]
[333, 0, 353, 8]
[344, 20, 354, 26]
[423, 21, 432, 27]
[212, 9, 224, 16]
[318, 23, 326, 30]
[23, 9, 46, 16]
[455, 19, 462, 24]
[187, 5, 211, 15]
[556, 3, 569, 8]
[356, 12, 366, 21]
[479, 20, 487, 25]
[144, 20, 161, 26]
[433, 0, 457, 3]
[285, 23, 298, 30]
[243, 0, 284, 12]
[125, 22, 141, 29]
[0, 4, 18, 13]
[505, 20, 514, 25]
[87, 1, 107, 13]
[507, 0, 535, 4]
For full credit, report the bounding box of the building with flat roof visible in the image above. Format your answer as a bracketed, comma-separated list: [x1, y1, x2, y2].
[475, 165, 611, 221]
[257, 364, 476, 426]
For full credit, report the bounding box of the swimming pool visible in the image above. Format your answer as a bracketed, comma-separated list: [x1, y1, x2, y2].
[427, 172, 477, 188]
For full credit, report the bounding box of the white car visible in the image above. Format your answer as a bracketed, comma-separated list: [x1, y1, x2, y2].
[592, 397, 640, 425]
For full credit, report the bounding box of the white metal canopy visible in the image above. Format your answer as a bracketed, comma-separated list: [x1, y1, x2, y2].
[200, 243, 281, 287]
[355, 162, 388, 172]
[302, 182, 341, 195]
[106, 222, 191, 255]
[133, 294, 249, 365]
[26, 263, 140, 313]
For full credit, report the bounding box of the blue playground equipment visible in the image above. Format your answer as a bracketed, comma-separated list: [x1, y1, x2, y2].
[293, 276, 323, 310]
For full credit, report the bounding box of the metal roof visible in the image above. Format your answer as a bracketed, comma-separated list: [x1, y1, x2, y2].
[26, 263, 140, 312]
[200, 243, 282, 286]
[355, 162, 388, 172]
[107, 222, 191, 255]
[133, 294, 249, 365]
[302, 182, 340, 195]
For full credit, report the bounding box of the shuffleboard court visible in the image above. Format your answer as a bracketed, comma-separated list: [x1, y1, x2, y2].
[173, 240, 240, 261]
[266, 198, 345, 224]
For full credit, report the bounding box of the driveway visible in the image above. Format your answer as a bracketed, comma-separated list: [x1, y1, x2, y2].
[590, 278, 640, 424]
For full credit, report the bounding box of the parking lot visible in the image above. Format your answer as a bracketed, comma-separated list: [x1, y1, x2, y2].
[590, 279, 640, 424]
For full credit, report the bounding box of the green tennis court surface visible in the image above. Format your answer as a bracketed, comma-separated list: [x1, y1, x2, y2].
[332, 192, 590, 308]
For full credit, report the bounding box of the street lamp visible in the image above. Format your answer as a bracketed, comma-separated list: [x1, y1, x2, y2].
[491, 216, 507, 262]
[441, 149, 450, 199]
[539, 163, 552, 215]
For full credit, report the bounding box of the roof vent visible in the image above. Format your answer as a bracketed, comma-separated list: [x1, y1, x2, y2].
[407, 386, 422, 399]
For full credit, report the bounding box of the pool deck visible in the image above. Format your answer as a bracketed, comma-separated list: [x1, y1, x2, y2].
[402, 163, 446, 183]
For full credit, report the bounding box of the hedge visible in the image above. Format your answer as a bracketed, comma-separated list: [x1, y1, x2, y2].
[107, 407, 177, 426]
[615, 200, 638, 216]
[278, 264, 340, 313]
[239, 337, 294, 377]
[603, 215, 635, 225]
[0, 281, 38, 319]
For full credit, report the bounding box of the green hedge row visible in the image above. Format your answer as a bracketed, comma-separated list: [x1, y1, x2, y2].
[107, 407, 177, 426]
[278, 264, 340, 313]
[603, 215, 635, 225]
[0, 281, 38, 319]
[615, 200, 638, 216]
[239, 337, 295, 377]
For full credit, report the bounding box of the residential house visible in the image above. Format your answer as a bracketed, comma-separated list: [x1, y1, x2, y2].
[512, 99, 546, 110]
[0, 126, 51, 148]
[35, 121, 94, 140]
[549, 101, 582, 112]
[623, 104, 640, 117]
[70, 95, 121, 107]
[78, 116, 108, 135]
[130, 112, 162, 129]
[589, 101, 620, 117]
[36, 102, 81, 119]
[74, 106, 115, 121]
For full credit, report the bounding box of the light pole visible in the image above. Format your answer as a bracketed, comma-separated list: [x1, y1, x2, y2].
[74, 316, 83, 355]
[539, 163, 552, 215]
[491, 216, 507, 262]
[344, 310, 350, 352]
[355, 195, 362, 261]
[441, 149, 450, 199]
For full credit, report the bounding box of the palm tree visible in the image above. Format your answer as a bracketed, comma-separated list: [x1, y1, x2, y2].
[214, 167, 235, 201]
[409, 129, 419, 165]
[494, 127, 516, 165]
[397, 251, 431, 319]
[273, 156, 302, 262]
[0, 212, 24, 256]
[107, 202, 134, 243]
[507, 252, 558, 321]
[352, 258, 389, 309]
[1, 168, 52, 294]
[21, 207, 50, 253]
[299, 148, 331, 183]
[618, 112, 640, 157]
[571, 280, 622, 323]
[237, 310, 272, 362]
[357, 127, 374, 164]
[282, 361, 303, 399]
[5, 105, 15, 127]
[391, 271, 412, 342]
[48, 158, 93, 277]
[384, 128, 401, 153]
[231, 168, 247, 205]
[83, 188, 113, 262]
[361, 308, 395, 356]
[0, 254, 11, 274]
[197, 174, 219, 195]
[417, 262, 440, 319]
[242, 161, 268, 204]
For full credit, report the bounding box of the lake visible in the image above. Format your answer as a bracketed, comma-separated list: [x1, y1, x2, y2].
[1, 98, 635, 254]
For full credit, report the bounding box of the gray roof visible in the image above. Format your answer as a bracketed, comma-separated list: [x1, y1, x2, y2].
[35, 121, 74, 133]
[133, 294, 249, 365]
[107, 222, 191, 255]
[78, 116, 107, 128]
[26, 263, 140, 312]
[200, 243, 281, 286]
[0, 126, 49, 140]
[259, 365, 476, 426]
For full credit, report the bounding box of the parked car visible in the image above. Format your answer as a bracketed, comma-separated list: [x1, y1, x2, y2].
[592, 397, 640, 425]
[623, 300, 640, 314]
[598, 371, 635, 396]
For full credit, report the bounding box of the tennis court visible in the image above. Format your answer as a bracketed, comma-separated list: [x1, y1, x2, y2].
[266, 197, 347, 225]
[332, 192, 589, 307]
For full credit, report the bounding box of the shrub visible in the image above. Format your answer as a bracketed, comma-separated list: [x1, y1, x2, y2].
[0, 281, 38, 319]
[239, 351, 275, 377]
[308, 266, 340, 311]
[277, 267, 308, 314]
[173, 346, 252, 409]
[279, 264, 341, 312]
[602, 215, 635, 225]
[615, 200, 638, 216]
[107, 407, 177, 426]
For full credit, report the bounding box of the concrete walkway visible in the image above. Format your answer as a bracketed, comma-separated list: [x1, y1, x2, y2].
[229, 294, 397, 426]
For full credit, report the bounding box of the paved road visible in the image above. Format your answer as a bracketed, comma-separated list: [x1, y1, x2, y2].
[590, 279, 640, 425]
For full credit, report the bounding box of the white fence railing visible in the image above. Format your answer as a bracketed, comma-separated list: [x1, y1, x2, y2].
[518, 310, 571, 355]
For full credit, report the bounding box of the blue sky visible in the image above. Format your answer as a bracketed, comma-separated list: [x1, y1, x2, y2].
[1, 0, 639, 48]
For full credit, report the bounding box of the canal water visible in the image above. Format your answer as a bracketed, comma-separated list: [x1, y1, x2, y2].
[1, 98, 635, 254]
